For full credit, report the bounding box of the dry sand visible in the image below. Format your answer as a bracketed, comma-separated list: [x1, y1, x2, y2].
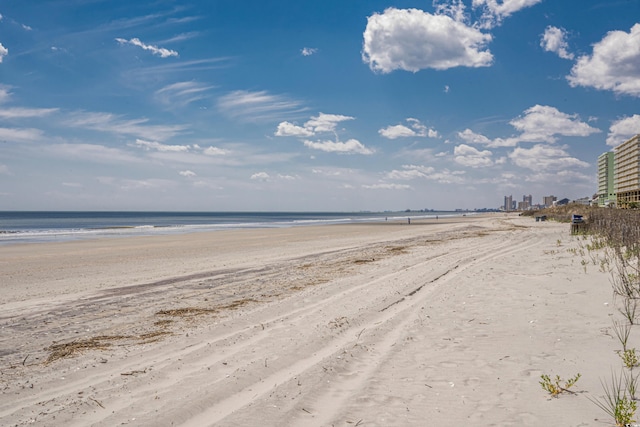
[0, 214, 626, 426]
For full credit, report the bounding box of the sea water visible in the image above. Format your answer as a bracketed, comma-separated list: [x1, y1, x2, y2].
[0, 211, 462, 245]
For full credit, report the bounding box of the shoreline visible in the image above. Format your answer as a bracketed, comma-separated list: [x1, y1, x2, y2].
[0, 213, 619, 426]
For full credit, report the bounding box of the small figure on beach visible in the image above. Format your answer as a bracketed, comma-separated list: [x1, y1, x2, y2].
[408, 217, 411, 224]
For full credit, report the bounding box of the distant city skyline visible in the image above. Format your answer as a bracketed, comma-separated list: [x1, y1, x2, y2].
[1, 1, 639, 211]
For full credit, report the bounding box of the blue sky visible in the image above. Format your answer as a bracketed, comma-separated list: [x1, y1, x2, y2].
[0, 0, 639, 211]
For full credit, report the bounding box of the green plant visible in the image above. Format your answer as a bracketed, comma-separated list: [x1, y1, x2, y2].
[620, 349, 640, 369]
[540, 373, 581, 397]
[589, 371, 637, 427]
[612, 320, 632, 352]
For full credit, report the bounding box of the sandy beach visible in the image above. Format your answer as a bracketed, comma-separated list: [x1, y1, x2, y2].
[0, 214, 625, 426]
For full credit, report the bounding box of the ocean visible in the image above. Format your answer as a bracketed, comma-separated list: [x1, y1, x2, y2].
[0, 211, 461, 245]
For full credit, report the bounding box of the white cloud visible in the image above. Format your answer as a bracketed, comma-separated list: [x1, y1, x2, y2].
[275, 113, 354, 137]
[362, 183, 412, 190]
[46, 143, 141, 164]
[453, 144, 493, 167]
[607, 115, 640, 146]
[458, 128, 492, 144]
[0, 107, 59, 119]
[0, 126, 44, 142]
[64, 111, 186, 141]
[275, 121, 314, 137]
[472, 0, 543, 29]
[568, 24, 640, 97]
[0, 86, 10, 104]
[303, 139, 374, 155]
[379, 118, 440, 139]
[218, 90, 307, 122]
[134, 139, 190, 152]
[203, 146, 229, 156]
[459, 105, 599, 148]
[508, 144, 589, 171]
[0, 164, 11, 175]
[509, 105, 601, 143]
[379, 124, 416, 139]
[250, 172, 270, 181]
[0, 43, 7, 63]
[540, 26, 574, 60]
[179, 170, 196, 177]
[301, 47, 317, 56]
[386, 164, 465, 184]
[115, 37, 178, 58]
[362, 7, 493, 73]
[155, 81, 214, 106]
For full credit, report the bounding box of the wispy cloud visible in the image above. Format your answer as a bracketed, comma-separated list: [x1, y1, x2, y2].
[64, 111, 186, 141]
[115, 37, 178, 58]
[155, 81, 215, 107]
[218, 90, 308, 122]
[0, 107, 59, 119]
[0, 127, 44, 142]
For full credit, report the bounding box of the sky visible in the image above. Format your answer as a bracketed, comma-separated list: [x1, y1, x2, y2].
[0, 0, 639, 211]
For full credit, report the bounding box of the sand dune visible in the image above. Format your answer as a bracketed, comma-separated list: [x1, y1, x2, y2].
[0, 214, 623, 426]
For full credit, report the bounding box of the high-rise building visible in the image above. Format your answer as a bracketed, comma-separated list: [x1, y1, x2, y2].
[522, 194, 532, 210]
[504, 195, 513, 212]
[543, 195, 556, 207]
[597, 151, 616, 206]
[615, 134, 640, 208]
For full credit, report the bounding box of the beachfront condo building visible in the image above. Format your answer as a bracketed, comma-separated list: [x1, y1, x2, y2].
[543, 195, 556, 208]
[503, 195, 513, 212]
[614, 134, 640, 208]
[597, 151, 616, 207]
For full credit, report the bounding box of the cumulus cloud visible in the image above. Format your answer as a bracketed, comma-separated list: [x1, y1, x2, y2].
[568, 24, 640, 97]
[0, 43, 7, 63]
[362, 7, 493, 73]
[472, 0, 543, 29]
[250, 172, 270, 181]
[461, 105, 600, 147]
[458, 128, 492, 145]
[301, 47, 317, 56]
[275, 121, 314, 137]
[179, 170, 196, 177]
[134, 139, 190, 152]
[540, 26, 574, 60]
[386, 164, 465, 184]
[453, 144, 493, 167]
[303, 139, 374, 155]
[276, 113, 355, 137]
[218, 90, 307, 122]
[509, 144, 589, 171]
[203, 146, 228, 156]
[379, 118, 439, 139]
[510, 105, 601, 143]
[607, 115, 640, 146]
[115, 37, 178, 58]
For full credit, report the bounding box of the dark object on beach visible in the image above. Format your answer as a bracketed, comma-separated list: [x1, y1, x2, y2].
[535, 215, 547, 222]
[571, 214, 584, 224]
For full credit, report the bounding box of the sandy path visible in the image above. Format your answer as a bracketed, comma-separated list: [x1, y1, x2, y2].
[0, 215, 623, 426]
